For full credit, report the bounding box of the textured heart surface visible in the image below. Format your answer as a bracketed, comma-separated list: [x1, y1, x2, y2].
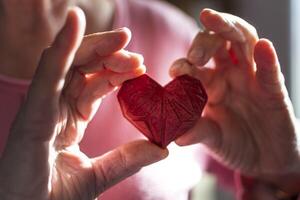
[117, 74, 207, 147]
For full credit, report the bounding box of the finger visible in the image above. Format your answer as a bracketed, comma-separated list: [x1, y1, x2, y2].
[200, 8, 258, 65]
[187, 31, 226, 66]
[169, 58, 214, 89]
[76, 65, 146, 119]
[74, 27, 131, 66]
[91, 140, 169, 195]
[254, 39, 285, 95]
[200, 9, 246, 42]
[175, 117, 221, 151]
[78, 50, 144, 74]
[169, 58, 196, 78]
[29, 7, 86, 100]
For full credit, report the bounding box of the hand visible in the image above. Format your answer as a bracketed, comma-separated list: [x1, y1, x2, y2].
[170, 9, 300, 193]
[0, 0, 72, 78]
[0, 8, 168, 200]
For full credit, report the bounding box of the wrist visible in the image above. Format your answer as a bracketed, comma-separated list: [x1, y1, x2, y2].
[236, 171, 300, 200]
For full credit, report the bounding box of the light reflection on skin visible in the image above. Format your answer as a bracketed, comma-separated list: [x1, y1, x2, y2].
[137, 143, 204, 200]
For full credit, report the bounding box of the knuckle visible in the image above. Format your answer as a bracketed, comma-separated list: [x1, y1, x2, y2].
[248, 24, 259, 39]
[116, 149, 129, 171]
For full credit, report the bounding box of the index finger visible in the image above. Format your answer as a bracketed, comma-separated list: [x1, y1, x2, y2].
[200, 8, 259, 65]
[200, 9, 258, 43]
[74, 27, 131, 66]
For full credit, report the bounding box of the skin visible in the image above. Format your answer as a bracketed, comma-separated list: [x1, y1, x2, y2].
[170, 9, 300, 196]
[1, 0, 299, 197]
[0, 0, 114, 79]
[0, 8, 168, 200]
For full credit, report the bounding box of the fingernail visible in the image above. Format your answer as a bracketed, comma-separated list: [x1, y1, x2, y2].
[134, 64, 147, 75]
[114, 27, 131, 34]
[112, 27, 132, 41]
[114, 27, 127, 31]
[160, 149, 169, 159]
[154, 148, 169, 161]
[170, 61, 182, 71]
[130, 52, 144, 64]
[175, 136, 188, 146]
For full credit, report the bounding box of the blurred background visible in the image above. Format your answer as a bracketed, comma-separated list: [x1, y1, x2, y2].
[164, 0, 298, 199]
[165, 0, 300, 118]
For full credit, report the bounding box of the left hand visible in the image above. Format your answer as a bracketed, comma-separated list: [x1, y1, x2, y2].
[0, 8, 168, 200]
[170, 8, 300, 193]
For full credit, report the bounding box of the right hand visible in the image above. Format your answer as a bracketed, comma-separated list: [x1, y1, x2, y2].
[0, 0, 72, 78]
[170, 9, 300, 195]
[0, 8, 168, 200]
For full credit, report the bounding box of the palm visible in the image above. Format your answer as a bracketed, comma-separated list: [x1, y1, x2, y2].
[51, 148, 96, 200]
[170, 9, 300, 179]
[54, 68, 95, 148]
[203, 58, 297, 176]
[47, 69, 96, 200]
[48, 28, 146, 197]
[170, 7, 300, 197]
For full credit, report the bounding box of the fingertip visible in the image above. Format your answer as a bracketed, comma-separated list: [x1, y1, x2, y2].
[175, 134, 192, 146]
[94, 27, 132, 56]
[160, 148, 169, 159]
[117, 27, 132, 49]
[169, 65, 177, 78]
[70, 7, 86, 52]
[115, 50, 144, 73]
[109, 65, 146, 87]
[119, 27, 132, 45]
[200, 8, 247, 44]
[254, 38, 278, 67]
[175, 140, 186, 147]
[113, 27, 132, 49]
[254, 39, 283, 91]
[134, 64, 147, 75]
[34, 6, 86, 97]
[176, 118, 220, 150]
[147, 141, 170, 160]
[169, 58, 184, 77]
[129, 52, 144, 67]
[131, 140, 169, 162]
[71, 7, 86, 37]
[200, 8, 216, 19]
[169, 58, 193, 78]
[54, 7, 86, 50]
[200, 8, 222, 30]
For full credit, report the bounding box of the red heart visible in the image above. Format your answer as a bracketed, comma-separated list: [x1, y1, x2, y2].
[117, 74, 207, 148]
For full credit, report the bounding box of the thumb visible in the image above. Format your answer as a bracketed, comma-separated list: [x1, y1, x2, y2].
[175, 117, 221, 151]
[28, 7, 86, 103]
[169, 58, 214, 90]
[91, 140, 168, 196]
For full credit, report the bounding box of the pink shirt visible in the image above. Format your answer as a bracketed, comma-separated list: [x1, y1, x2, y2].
[0, 0, 205, 199]
[1, 0, 297, 199]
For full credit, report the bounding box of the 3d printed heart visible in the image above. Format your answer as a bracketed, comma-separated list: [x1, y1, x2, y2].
[117, 74, 207, 148]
